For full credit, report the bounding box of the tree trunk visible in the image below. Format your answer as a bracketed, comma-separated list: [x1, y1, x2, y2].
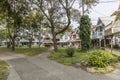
[11, 38, 15, 51]
[29, 39, 32, 48]
[0, 39, 2, 46]
[38, 37, 41, 48]
[7, 41, 10, 49]
[52, 33, 58, 51]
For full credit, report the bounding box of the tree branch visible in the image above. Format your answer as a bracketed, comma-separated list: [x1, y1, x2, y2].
[55, 0, 71, 35]
[38, 0, 52, 28]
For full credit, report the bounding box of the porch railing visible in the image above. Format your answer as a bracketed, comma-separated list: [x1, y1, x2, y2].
[92, 31, 104, 39]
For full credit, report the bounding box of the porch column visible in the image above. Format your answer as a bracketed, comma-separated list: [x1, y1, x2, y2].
[110, 35, 113, 53]
[99, 39, 101, 48]
[97, 39, 99, 47]
[104, 36, 106, 48]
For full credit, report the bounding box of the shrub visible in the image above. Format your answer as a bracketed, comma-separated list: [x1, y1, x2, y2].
[66, 47, 75, 57]
[88, 50, 118, 68]
[44, 44, 51, 47]
[18, 44, 22, 47]
[76, 48, 81, 52]
[101, 47, 105, 50]
[118, 56, 120, 61]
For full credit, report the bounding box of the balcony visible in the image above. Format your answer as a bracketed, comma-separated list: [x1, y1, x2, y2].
[112, 27, 120, 34]
[92, 31, 104, 39]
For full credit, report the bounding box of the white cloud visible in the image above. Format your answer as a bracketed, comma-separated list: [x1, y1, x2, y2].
[89, 0, 119, 25]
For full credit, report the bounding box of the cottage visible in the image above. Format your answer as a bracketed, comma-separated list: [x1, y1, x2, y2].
[59, 28, 80, 48]
[91, 16, 114, 48]
[105, 5, 120, 48]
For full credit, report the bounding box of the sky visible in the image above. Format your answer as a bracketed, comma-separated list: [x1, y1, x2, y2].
[0, 0, 120, 29]
[89, 0, 120, 25]
[72, 0, 120, 28]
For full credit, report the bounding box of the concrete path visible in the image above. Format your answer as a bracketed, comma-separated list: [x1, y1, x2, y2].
[105, 48, 120, 56]
[0, 50, 120, 80]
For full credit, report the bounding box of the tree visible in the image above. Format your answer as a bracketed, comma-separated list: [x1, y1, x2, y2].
[78, 0, 98, 51]
[0, 0, 30, 50]
[36, 0, 76, 51]
[0, 29, 7, 46]
[79, 0, 99, 15]
[79, 15, 91, 51]
[33, 9, 44, 48]
[22, 10, 36, 48]
[21, 8, 44, 48]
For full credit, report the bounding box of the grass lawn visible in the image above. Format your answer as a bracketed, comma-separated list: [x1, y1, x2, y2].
[49, 48, 119, 66]
[0, 47, 48, 56]
[49, 48, 90, 66]
[0, 59, 9, 80]
[49, 48, 120, 74]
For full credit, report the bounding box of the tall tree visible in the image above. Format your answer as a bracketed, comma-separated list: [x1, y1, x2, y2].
[36, 0, 76, 51]
[78, 0, 98, 51]
[79, 15, 91, 51]
[22, 10, 36, 48]
[0, 0, 30, 50]
[34, 9, 44, 48]
[21, 8, 44, 48]
[79, 0, 99, 15]
[0, 29, 7, 46]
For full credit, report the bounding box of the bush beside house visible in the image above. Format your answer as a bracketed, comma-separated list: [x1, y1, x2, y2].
[49, 48, 120, 74]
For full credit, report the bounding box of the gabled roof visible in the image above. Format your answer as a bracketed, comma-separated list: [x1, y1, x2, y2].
[111, 5, 120, 21]
[99, 16, 115, 26]
[97, 18, 104, 26]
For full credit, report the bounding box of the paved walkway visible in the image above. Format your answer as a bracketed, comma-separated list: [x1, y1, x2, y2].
[0, 50, 120, 80]
[105, 48, 120, 56]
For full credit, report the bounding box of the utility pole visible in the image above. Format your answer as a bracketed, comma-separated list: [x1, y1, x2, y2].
[81, 0, 84, 15]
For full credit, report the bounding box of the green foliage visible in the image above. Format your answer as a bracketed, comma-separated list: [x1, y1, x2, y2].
[0, 59, 9, 80]
[82, 0, 99, 6]
[88, 50, 119, 68]
[0, 29, 7, 40]
[79, 15, 91, 51]
[0, 0, 32, 51]
[49, 48, 119, 68]
[49, 48, 90, 66]
[44, 44, 51, 47]
[37, 0, 76, 51]
[66, 47, 75, 57]
[18, 44, 23, 47]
